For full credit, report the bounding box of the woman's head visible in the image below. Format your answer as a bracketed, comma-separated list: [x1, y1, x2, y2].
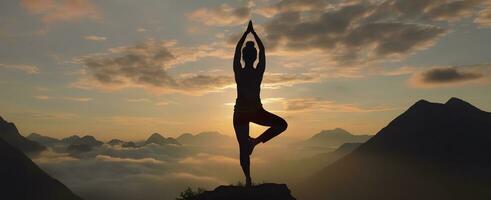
[242, 41, 257, 65]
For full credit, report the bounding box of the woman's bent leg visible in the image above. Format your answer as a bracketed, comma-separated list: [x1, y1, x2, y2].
[251, 109, 288, 143]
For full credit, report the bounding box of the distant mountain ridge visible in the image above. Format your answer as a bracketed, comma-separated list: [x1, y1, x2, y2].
[107, 139, 138, 148]
[145, 133, 181, 146]
[296, 97, 491, 200]
[0, 137, 82, 199]
[27, 133, 60, 146]
[0, 116, 46, 154]
[303, 128, 371, 148]
[177, 131, 233, 146]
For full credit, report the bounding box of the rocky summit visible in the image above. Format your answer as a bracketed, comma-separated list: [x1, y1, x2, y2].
[194, 183, 296, 200]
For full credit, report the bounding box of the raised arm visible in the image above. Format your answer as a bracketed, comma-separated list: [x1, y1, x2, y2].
[251, 28, 265, 73]
[234, 31, 248, 74]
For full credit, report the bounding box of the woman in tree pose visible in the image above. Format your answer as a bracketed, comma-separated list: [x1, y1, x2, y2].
[233, 20, 288, 187]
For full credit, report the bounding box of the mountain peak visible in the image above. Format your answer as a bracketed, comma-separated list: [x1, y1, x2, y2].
[445, 97, 481, 111]
[320, 128, 352, 136]
[145, 132, 181, 146]
[149, 132, 164, 139]
[446, 97, 465, 104]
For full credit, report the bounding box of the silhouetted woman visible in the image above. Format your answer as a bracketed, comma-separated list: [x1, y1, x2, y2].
[233, 20, 288, 187]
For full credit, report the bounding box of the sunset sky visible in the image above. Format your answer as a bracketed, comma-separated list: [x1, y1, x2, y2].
[1, 0, 491, 140]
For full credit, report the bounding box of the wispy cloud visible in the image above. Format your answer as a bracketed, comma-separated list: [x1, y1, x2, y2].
[83, 35, 106, 41]
[187, 3, 252, 26]
[281, 98, 394, 113]
[126, 98, 151, 103]
[0, 63, 40, 74]
[226, 97, 392, 113]
[20, 0, 100, 24]
[137, 28, 147, 32]
[475, 2, 491, 28]
[34, 95, 93, 102]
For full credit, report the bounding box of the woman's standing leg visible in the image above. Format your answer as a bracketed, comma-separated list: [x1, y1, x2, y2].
[233, 111, 252, 186]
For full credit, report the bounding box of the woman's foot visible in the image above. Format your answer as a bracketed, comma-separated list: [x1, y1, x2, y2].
[245, 176, 252, 187]
[248, 137, 259, 155]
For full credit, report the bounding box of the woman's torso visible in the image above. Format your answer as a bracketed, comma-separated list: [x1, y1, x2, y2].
[234, 69, 263, 111]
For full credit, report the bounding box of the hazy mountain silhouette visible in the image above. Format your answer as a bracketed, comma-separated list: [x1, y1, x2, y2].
[145, 133, 181, 146]
[0, 116, 46, 154]
[59, 135, 104, 154]
[61, 135, 103, 146]
[194, 183, 296, 200]
[177, 131, 233, 146]
[27, 133, 61, 146]
[61, 135, 82, 144]
[302, 128, 371, 148]
[266, 142, 363, 183]
[0, 137, 82, 200]
[107, 139, 124, 146]
[108, 139, 138, 148]
[295, 98, 491, 200]
[332, 142, 362, 154]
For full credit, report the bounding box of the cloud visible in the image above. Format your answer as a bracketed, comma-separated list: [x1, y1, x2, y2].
[136, 28, 147, 32]
[72, 39, 319, 95]
[179, 153, 237, 166]
[187, 3, 252, 26]
[102, 116, 183, 126]
[374, 0, 483, 22]
[30, 135, 343, 200]
[33, 146, 232, 200]
[0, 63, 40, 74]
[225, 97, 392, 112]
[262, 73, 320, 89]
[475, 2, 491, 28]
[83, 35, 106, 41]
[260, 2, 447, 65]
[281, 98, 393, 113]
[95, 155, 165, 164]
[126, 98, 151, 103]
[207, 0, 488, 71]
[421, 68, 483, 83]
[33, 95, 93, 102]
[409, 65, 489, 88]
[20, 0, 100, 24]
[14, 111, 78, 120]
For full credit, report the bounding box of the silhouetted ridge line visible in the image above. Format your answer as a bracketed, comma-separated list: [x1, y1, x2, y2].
[0, 116, 46, 154]
[0, 138, 82, 199]
[296, 98, 491, 200]
[145, 133, 181, 146]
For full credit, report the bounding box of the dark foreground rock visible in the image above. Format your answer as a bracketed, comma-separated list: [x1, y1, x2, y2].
[195, 183, 296, 200]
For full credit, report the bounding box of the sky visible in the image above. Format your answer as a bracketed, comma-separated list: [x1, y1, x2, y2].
[1, 0, 491, 141]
